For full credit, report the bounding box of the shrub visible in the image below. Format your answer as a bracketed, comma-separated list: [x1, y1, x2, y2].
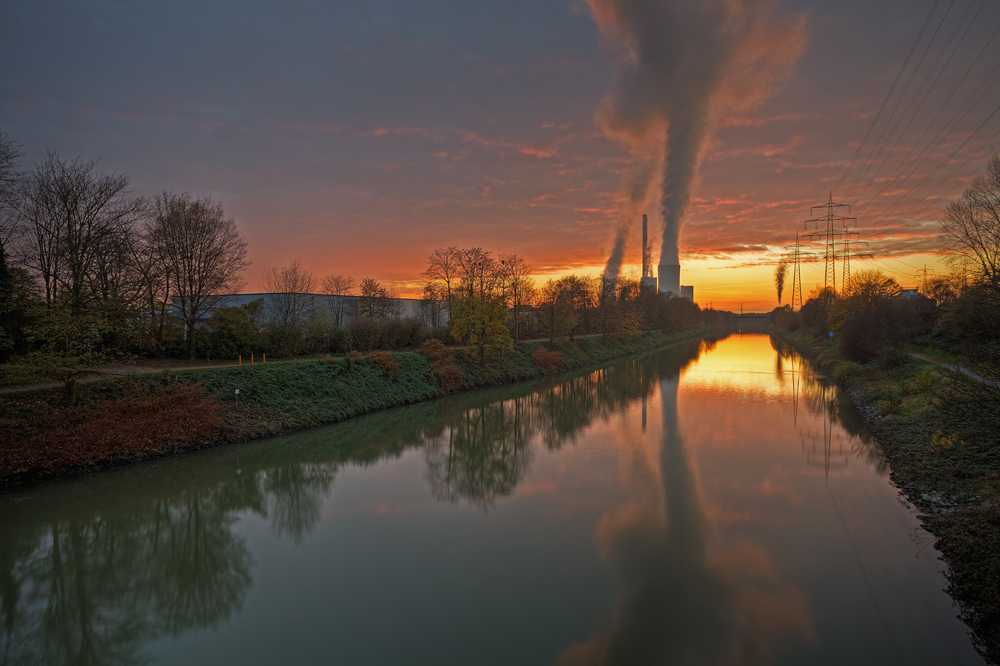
[930, 430, 963, 450]
[0, 382, 222, 477]
[343, 349, 363, 372]
[346, 317, 426, 351]
[346, 318, 381, 351]
[434, 363, 463, 391]
[935, 286, 1000, 346]
[532, 347, 565, 370]
[839, 298, 922, 363]
[419, 338, 463, 390]
[366, 350, 400, 378]
[832, 361, 863, 380]
[877, 398, 900, 416]
[906, 370, 934, 395]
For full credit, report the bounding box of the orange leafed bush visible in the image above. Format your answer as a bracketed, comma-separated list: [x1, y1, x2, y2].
[419, 339, 450, 362]
[1, 382, 222, 478]
[366, 349, 400, 377]
[347, 350, 364, 360]
[420, 339, 463, 390]
[433, 363, 463, 391]
[532, 347, 565, 370]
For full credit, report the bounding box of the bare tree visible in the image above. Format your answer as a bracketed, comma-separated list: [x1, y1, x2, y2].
[421, 283, 446, 329]
[357, 277, 397, 319]
[262, 258, 316, 330]
[17, 151, 145, 313]
[320, 273, 356, 327]
[499, 252, 535, 341]
[0, 134, 26, 361]
[0, 133, 23, 272]
[131, 222, 174, 350]
[151, 192, 249, 360]
[941, 155, 1000, 291]
[422, 246, 462, 321]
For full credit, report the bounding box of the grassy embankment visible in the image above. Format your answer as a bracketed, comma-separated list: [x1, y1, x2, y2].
[781, 330, 1000, 664]
[1, 328, 711, 486]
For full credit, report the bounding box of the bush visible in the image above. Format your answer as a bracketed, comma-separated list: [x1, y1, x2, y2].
[832, 361, 864, 380]
[935, 286, 1000, 346]
[206, 300, 266, 359]
[839, 298, 922, 363]
[532, 347, 565, 370]
[346, 317, 426, 351]
[419, 338, 463, 390]
[366, 350, 400, 378]
[0, 382, 222, 477]
[877, 398, 900, 416]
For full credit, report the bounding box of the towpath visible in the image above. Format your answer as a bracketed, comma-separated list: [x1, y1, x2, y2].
[909, 352, 999, 389]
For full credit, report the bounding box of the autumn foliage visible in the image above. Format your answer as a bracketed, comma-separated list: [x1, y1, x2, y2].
[0, 382, 222, 479]
[532, 347, 565, 370]
[366, 349, 400, 377]
[420, 339, 463, 391]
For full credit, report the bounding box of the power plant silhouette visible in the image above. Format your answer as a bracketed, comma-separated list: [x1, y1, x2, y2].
[640, 214, 694, 302]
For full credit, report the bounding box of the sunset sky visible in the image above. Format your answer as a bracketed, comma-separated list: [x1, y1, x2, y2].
[2, 0, 999, 311]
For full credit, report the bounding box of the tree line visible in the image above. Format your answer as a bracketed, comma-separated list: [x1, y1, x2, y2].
[773, 155, 1000, 372]
[0, 134, 720, 403]
[421, 245, 719, 363]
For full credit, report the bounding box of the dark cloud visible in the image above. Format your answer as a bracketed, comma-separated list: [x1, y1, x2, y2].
[2, 0, 997, 303]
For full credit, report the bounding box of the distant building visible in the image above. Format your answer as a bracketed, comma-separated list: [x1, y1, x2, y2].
[174, 292, 447, 329]
[680, 285, 694, 302]
[894, 288, 928, 300]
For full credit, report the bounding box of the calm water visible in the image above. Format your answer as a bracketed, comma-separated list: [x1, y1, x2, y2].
[0, 334, 985, 666]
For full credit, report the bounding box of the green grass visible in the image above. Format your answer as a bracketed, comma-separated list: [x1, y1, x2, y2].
[2, 327, 712, 475]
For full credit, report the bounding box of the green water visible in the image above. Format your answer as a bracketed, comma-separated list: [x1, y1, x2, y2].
[0, 334, 985, 665]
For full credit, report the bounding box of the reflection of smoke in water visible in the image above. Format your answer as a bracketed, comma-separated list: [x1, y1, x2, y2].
[589, 1, 807, 276]
[559, 376, 814, 666]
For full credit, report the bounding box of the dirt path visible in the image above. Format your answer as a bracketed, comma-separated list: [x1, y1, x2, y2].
[909, 352, 1000, 388]
[0, 357, 315, 395]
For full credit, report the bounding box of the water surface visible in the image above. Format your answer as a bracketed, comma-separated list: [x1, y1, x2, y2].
[0, 334, 983, 665]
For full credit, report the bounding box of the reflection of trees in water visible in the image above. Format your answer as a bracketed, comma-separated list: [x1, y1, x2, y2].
[559, 378, 815, 666]
[423, 340, 710, 508]
[0, 489, 252, 666]
[260, 463, 337, 544]
[425, 401, 533, 508]
[771, 336, 888, 476]
[0, 338, 712, 663]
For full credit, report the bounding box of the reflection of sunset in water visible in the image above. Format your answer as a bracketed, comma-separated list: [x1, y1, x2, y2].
[0, 334, 983, 665]
[559, 376, 814, 666]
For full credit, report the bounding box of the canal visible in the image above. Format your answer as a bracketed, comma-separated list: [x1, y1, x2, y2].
[0, 334, 984, 665]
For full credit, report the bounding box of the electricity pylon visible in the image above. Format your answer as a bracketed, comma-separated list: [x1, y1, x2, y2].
[784, 231, 810, 310]
[915, 264, 936, 293]
[841, 234, 870, 293]
[803, 192, 855, 295]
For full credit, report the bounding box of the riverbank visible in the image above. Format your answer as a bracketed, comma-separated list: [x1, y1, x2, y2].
[0, 328, 713, 487]
[779, 330, 1000, 664]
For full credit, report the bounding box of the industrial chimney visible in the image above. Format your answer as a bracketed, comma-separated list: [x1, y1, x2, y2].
[640, 214, 657, 291]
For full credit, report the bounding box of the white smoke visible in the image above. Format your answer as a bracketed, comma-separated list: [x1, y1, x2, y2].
[603, 157, 659, 282]
[590, 0, 807, 270]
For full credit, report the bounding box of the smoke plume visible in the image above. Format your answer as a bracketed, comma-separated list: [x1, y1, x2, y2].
[603, 158, 658, 282]
[774, 260, 788, 304]
[590, 1, 807, 270]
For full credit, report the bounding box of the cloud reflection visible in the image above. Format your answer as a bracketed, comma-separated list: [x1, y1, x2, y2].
[558, 376, 814, 666]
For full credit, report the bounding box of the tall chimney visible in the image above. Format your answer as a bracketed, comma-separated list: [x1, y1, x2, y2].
[642, 214, 649, 277]
[641, 214, 658, 291]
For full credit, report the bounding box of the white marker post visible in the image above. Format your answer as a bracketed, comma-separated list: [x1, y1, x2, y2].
[235, 388, 240, 407]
